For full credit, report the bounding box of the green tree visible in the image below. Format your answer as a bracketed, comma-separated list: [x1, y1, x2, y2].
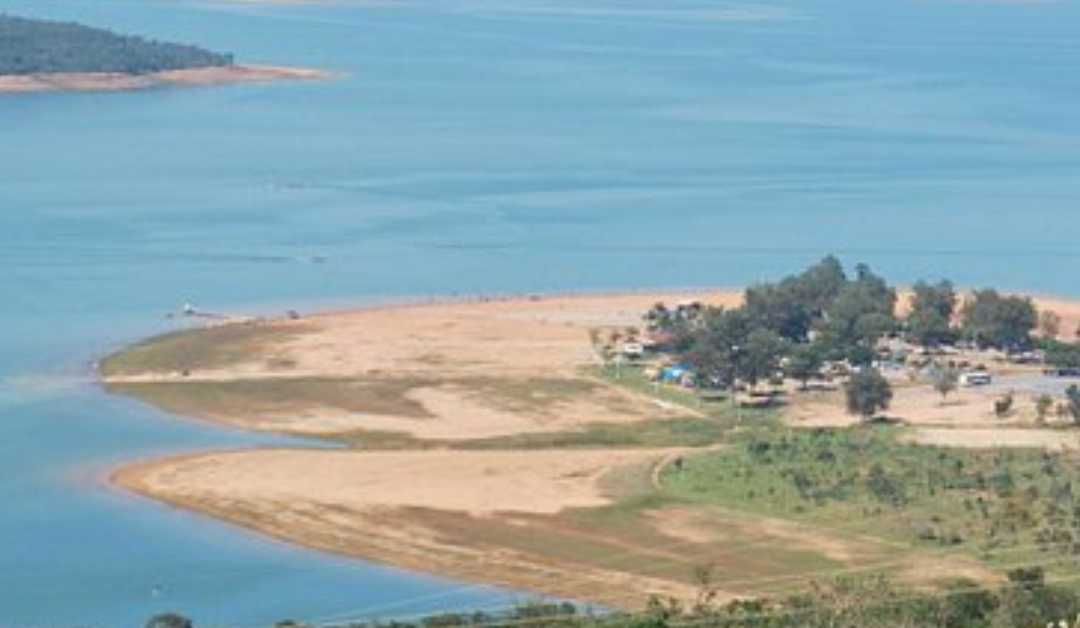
[684, 308, 753, 389]
[744, 255, 848, 342]
[1035, 394, 1054, 424]
[785, 343, 824, 390]
[962, 289, 1037, 350]
[644, 302, 671, 331]
[684, 309, 786, 389]
[994, 392, 1014, 419]
[0, 15, 233, 75]
[906, 280, 957, 348]
[146, 614, 193, 628]
[745, 283, 813, 343]
[1066, 385, 1080, 425]
[933, 367, 959, 404]
[866, 463, 906, 505]
[844, 368, 893, 421]
[817, 264, 897, 359]
[740, 328, 788, 388]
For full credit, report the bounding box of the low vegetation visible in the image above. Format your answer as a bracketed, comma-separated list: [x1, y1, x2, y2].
[663, 426, 1080, 572]
[459, 417, 731, 450]
[107, 377, 434, 423]
[145, 569, 1080, 628]
[100, 322, 306, 377]
[0, 14, 233, 76]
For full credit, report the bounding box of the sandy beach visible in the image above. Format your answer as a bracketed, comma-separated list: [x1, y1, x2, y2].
[104, 290, 1080, 608]
[0, 64, 331, 95]
[103, 292, 741, 440]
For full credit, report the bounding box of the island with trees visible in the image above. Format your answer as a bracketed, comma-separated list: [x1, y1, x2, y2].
[0, 14, 327, 94]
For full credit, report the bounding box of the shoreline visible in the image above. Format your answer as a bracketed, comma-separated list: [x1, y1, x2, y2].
[103, 290, 742, 609]
[0, 64, 332, 95]
[100, 289, 1080, 610]
[110, 448, 687, 609]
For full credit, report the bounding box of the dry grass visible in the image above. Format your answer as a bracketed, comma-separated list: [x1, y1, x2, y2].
[101, 322, 307, 377]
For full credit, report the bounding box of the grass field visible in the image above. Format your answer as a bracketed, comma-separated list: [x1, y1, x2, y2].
[100, 322, 305, 376]
[107, 376, 434, 422]
[458, 417, 731, 450]
[660, 425, 1080, 582]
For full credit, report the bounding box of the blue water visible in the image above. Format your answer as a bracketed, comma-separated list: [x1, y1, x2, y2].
[2, 0, 1080, 625]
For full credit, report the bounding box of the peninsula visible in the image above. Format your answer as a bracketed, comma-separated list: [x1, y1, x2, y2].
[103, 260, 1080, 609]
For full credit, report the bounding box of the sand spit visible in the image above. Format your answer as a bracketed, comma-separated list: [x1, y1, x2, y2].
[0, 64, 331, 95]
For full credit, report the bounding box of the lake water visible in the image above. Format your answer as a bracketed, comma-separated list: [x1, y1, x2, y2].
[2, 0, 1080, 625]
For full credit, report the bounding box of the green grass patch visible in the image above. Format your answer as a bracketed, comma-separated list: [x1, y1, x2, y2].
[595, 364, 780, 424]
[661, 425, 1080, 567]
[102, 322, 305, 376]
[459, 417, 732, 450]
[453, 377, 608, 413]
[107, 376, 433, 422]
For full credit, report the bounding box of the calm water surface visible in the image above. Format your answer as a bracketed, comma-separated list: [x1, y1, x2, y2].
[2, 0, 1080, 625]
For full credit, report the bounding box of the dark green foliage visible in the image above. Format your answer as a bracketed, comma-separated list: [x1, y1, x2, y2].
[906, 280, 958, 348]
[1036, 394, 1054, 422]
[844, 369, 892, 420]
[994, 392, 1014, 418]
[866, 462, 906, 505]
[1007, 566, 1046, 590]
[1067, 386, 1080, 424]
[815, 264, 897, 360]
[686, 257, 897, 389]
[741, 329, 789, 387]
[933, 366, 960, 402]
[0, 14, 233, 75]
[146, 613, 193, 628]
[1041, 338, 1080, 369]
[667, 427, 1080, 561]
[784, 343, 824, 389]
[684, 308, 753, 387]
[961, 289, 1037, 351]
[685, 310, 788, 389]
[744, 256, 847, 343]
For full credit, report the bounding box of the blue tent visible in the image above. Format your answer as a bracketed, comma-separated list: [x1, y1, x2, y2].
[661, 364, 691, 383]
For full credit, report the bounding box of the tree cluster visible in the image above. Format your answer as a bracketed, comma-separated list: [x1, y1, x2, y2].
[0, 14, 233, 76]
[663, 257, 1058, 419]
[960, 289, 1038, 351]
[683, 256, 898, 392]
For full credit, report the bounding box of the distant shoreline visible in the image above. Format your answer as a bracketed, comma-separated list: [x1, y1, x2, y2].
[0, 64, 332, 95]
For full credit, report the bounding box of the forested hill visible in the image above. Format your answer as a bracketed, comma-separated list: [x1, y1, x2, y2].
[0, 15, 234, 75]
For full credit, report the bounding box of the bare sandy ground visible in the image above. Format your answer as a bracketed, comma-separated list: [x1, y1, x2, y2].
[786, 294, 1080, 439]
[118, 448, 669, 516]
[790, 383, 1056, 426]
[115, 446, 712, 606]
[907, 427, 1078, 451]
[0, 64, 330, 94]
[105, 292, 740, 440]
